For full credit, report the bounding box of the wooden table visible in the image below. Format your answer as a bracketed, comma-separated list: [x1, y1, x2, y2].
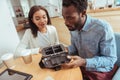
[0, 54, 83, 80]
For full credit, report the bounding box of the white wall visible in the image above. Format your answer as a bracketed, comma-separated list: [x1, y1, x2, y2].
[34, 0, 60, 17]
[11, 0, 25, 25]
[0, 0, 20, 63]
[91, 0, 115, 9]
[28, 0, 36, 8]
[35, 0, 50, 6]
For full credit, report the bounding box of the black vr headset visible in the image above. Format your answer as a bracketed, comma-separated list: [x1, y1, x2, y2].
[39, 44, 70, 71]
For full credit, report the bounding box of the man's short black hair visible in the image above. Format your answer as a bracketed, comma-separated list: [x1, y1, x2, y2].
[62, 0, 88, 13]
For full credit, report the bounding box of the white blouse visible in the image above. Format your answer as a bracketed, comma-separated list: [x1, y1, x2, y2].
[15, 25, 59, 57]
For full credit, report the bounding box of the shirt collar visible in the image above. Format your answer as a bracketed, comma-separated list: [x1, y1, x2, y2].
[81, 15, 92, 31]
[71, 15, 92, 33]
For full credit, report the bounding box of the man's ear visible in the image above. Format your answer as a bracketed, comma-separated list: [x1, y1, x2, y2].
[81, 10, 86, 17]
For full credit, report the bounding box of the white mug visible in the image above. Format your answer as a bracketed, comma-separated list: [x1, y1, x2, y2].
[1, 53, 15, 69]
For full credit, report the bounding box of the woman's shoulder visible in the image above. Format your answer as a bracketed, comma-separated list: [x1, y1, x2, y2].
[24, 29, 32, 34]
[47, 25, 56, 30]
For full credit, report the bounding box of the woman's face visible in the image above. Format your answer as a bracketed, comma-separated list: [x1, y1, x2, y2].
[32, 9, 48, 30]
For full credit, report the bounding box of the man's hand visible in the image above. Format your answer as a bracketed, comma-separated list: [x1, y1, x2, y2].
[62, 55, 86, 69]
[65, 47, 68, 52]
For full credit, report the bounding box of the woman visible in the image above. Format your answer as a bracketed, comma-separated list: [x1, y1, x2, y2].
[15, 5, 59, 57]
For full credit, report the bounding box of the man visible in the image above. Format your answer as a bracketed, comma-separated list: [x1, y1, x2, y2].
[62, 0, 117, 80]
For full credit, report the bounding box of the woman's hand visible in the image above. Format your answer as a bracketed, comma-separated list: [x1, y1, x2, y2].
[39, 48, 42, 53]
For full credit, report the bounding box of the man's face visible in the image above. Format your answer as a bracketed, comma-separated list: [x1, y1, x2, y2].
[62, 5, 83, 31]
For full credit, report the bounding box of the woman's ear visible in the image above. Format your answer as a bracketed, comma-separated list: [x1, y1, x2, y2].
[31, 18, 33, 21]
[31, 18, 34, 23]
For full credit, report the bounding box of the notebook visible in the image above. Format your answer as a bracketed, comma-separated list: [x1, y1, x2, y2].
[0, 69, 32, 80]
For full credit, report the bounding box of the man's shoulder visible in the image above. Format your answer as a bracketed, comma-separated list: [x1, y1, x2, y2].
[92, 17, 110, 28]
[88, 16, 112, 33]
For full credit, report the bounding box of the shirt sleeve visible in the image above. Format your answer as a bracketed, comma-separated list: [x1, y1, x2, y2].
[86, 23, 117, 71]
[15, 29, 30, 57]
[15, 29, 39, 57]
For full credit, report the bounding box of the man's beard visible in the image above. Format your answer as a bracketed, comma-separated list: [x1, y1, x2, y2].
[69, 17, 82, 31]
[68, 25, 77, 31]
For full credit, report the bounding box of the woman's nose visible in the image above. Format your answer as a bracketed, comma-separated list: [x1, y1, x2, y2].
[40, 19, 44, 23]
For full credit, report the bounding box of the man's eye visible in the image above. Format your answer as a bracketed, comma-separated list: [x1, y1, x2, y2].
[67, 17, 73, 20]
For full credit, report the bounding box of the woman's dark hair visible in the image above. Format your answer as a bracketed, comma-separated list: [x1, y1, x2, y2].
[62, 0, 88, 13]
[28, 5, 51, 37]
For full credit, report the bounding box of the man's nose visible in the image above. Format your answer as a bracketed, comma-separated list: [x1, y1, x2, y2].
[64, 19, 70, 26]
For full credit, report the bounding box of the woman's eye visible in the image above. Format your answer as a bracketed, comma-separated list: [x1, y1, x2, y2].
[43, 16, 47, 19]
[36, 18, 40, 20]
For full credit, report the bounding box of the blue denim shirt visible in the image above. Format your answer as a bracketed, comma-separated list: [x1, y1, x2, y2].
[68, 15, 117, 72]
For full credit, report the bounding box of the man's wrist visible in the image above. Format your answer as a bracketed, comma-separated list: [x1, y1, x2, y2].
[82, 59, 86, 67]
